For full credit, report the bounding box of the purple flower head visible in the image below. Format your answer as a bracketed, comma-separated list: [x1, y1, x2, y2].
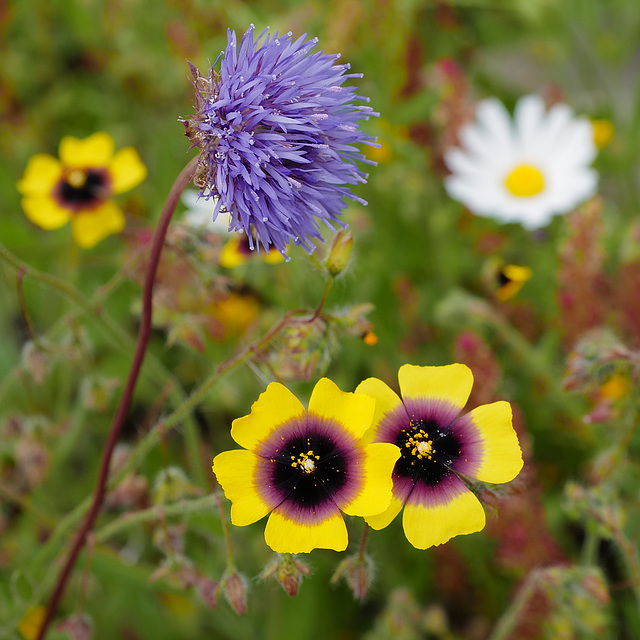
[182, 25, 377, 257]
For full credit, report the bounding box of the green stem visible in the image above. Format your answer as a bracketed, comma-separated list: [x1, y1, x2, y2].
[487, 571, 541, 640]
[94, 494, 219, 544]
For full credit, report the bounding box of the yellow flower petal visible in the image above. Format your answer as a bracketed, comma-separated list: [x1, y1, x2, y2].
[461, 401, 523, 483]
[398, 363, 473, 412]
[264, 507, 347, 553]
[263, 248, 285, 264]
[231, 382, 306, 451]
[340, 442, 399, 517]
[70, 201, 125, 248]
[109, 146, 147, 194]
[355, 377, 403, 442]
[308, 377, 375, 441]
[213, 450, 272, 526]
[21, 195, 71, 229]
[220, 236, 251, 268]
[59, 132, 115, 167]
[18, 605, 45, 640]
[364, 492, 405, 530]
[402, 489, 486, 549]
[17, 154, 62, 196]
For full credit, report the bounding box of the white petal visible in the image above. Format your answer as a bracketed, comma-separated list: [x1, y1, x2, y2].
[514, 95, 546, 155]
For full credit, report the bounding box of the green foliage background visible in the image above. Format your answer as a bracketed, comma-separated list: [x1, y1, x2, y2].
[2, 1, 640, 639]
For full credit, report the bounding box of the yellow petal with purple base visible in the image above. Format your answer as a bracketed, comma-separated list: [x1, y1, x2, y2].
[364, 492, 405, 530]
[264, 507, 347, 553]
[17, 154, 62, 196]
[231, 382, 306, 451]
[355, 377, 403, 442]
[339, 442, 400, 517]
[109, 147, 147, 194]
[71, 201, 125, 248]
[398, 363, 473, 411]
[402, 489, 486, 549]
[60, 132, 115, 167]
[308, 377, 375, 440]
[21, 196, 71, 230]
[458, 401, 523, 483]
[212, 449, 271, 526]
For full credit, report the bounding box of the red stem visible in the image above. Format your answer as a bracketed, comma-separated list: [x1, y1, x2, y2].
[35, 155, 199, 640]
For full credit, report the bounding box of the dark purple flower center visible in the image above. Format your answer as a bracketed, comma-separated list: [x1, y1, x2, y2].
[270, 433, 347, 510]
[394, 419, 461, 486]
[55, 168, 111, 211]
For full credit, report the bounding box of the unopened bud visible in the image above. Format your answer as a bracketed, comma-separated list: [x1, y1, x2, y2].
[222, 572, 247, 615]
[260, 554, 311, 597]
[325, 230, 353, 276]
[331, 554, 374, 601]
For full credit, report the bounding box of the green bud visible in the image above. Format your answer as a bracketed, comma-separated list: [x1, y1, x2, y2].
[325, 230, 354, 276]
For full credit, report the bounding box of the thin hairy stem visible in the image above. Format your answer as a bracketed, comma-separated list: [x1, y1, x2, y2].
[35, 155, 199, 640]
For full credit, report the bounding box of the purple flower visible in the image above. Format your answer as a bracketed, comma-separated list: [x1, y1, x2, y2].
[182, 25, 377, 257]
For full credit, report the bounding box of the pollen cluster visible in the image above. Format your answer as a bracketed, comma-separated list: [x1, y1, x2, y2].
[291, 450, 320, 474]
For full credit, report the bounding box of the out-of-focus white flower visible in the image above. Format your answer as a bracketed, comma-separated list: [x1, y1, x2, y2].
[444, 95, 598, 229]
[181, 190, 231, 233]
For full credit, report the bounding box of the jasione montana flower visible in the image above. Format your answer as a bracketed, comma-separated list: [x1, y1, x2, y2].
[356, 364, 523, 549]
[183, 25, 377, 257]
[444, 95, 597, 229]
[18, 132, 147, 248]
[213, 378, 399, 553]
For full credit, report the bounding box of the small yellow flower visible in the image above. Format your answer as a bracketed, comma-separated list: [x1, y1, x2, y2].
[213, 378, 400, 553]
[18, 605, 45, 640]
[486, 259, 532, 302]
[591, 118, 615, 150]
[219, 234, 285, 268]
[18, 132, 147, 248]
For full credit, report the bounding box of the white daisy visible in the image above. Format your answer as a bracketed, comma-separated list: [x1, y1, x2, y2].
[444, 95, 598, 229]
[181, 190, 231, 233]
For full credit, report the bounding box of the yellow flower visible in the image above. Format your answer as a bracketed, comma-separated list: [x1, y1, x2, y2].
[219, 234, 285, 268]
[18, 605, 45, 640]
[17, 132, 147, 248]
[356, 364, 523, 549]
[484, 258, 532, 302]
[591, 118, 614, 150]
[213, 378, 400, 553]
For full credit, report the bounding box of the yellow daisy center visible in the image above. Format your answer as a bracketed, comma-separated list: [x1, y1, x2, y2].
[290, 450, 320, 474]
[67, 169, 88, 189]
[504, 164, 545, 198]
[405, 430, 434, 460]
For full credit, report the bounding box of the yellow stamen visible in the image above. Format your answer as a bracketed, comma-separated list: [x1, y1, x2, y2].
[67, 169, 88, 188]
[504, 164, 545, 198]
[405, 430, 434, 460]
[291, 450, 320, 474]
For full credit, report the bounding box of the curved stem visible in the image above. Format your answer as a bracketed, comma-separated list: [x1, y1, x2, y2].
[35, 155, 199, 640]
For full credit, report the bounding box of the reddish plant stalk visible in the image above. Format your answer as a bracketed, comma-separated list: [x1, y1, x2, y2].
[35, 155, 199, 640]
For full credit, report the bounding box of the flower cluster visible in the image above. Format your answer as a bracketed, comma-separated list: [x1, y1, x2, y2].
[213, 364, 523, 553]
[183, 25, 377, 257]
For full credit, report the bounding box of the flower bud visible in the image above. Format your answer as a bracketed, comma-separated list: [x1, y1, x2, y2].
[325, 230, 354, 276]
[260, 554, 311, 597]
[221, 572, 247, 615]
[331, 553, 374, 601]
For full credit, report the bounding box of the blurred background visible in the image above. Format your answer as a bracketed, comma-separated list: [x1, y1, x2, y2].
[2, 1, 640, 639]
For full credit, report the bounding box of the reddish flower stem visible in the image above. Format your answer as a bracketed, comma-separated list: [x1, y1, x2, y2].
[35, 155, 199, 640]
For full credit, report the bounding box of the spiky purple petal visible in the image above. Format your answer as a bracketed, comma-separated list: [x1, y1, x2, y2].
[183, 25, 377, 257]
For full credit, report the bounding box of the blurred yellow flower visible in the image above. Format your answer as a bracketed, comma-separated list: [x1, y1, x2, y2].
[219, 234, 285, 268]
[591, 118, 615, 149]
[18, 605, 45, 640]
[18, 132, 147, 248]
